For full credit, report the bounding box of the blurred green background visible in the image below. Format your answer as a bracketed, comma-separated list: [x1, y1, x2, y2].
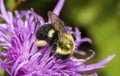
[1, 0, 120, 76]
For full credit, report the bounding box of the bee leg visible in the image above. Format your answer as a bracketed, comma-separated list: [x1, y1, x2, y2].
[56, 54, 70, 60]
[35, 40, 48, 47]
[49, 50, 55, 57]
[49, 42, 57, 57]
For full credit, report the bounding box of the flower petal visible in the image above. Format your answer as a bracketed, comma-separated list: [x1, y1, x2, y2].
[78, 54, 115, 72]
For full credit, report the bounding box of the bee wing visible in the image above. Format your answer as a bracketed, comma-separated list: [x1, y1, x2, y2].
[48, 11, 67, 37]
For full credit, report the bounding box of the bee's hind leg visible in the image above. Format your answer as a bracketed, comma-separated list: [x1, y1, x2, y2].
[49, 42, 57, 57]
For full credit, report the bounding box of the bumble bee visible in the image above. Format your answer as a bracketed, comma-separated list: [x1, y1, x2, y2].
[36, 11, 75, 60]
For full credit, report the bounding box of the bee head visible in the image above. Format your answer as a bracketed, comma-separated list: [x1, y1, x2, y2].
[56, 33, 75, 55]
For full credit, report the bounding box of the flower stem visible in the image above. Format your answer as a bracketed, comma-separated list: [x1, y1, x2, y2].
[9, 0, 23, 12]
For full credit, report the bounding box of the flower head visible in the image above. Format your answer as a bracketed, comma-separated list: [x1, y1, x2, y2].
[0, 0, 115, 76]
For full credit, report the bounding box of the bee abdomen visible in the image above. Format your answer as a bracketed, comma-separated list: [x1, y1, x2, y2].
[36, 24, 58, 43]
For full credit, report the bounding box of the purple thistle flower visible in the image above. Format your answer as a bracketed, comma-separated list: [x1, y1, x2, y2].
[0, 0, 115, 76]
